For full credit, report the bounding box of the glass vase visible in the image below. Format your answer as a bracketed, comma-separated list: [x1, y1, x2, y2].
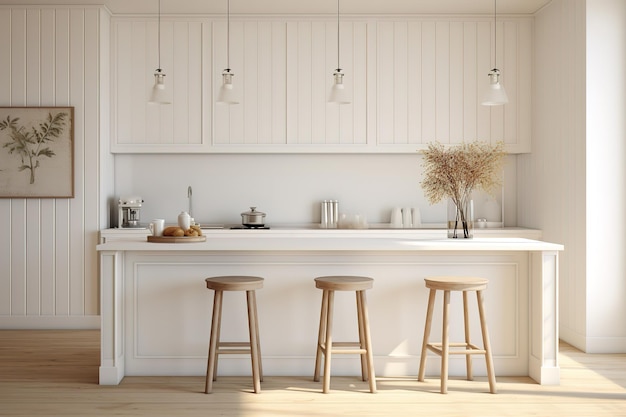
[447, 198, 474, 239]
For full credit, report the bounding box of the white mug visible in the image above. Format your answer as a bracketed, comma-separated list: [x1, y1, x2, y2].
[149, 219, 165, 236]
[402, 207, 412, 228]
[412, 207, 421, 228]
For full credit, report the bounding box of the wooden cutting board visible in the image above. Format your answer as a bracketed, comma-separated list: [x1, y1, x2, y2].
[147, 235, 206, 243]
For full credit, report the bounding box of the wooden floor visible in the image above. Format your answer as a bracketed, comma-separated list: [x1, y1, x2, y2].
[1, 330, 625, 417]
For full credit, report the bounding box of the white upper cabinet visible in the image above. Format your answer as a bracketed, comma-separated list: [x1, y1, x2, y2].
[111, 18, 207, 152]
[369, 18, 531, 152]
[111, 15, 531, 153]
[212, 20, 290, 149]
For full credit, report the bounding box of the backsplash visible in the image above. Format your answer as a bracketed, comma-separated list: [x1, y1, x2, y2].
[114, 153, 517, 227]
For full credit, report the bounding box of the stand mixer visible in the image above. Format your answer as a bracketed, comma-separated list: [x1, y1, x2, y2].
[118, 196, 144, 228]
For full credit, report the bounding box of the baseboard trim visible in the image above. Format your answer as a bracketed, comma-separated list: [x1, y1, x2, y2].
[0, 315, 100, 330]
[560, 325, 626, 353]
[585, 336, 626, 354]
[559, 325, 586, 351]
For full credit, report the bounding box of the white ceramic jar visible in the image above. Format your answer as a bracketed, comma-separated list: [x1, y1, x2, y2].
[178, 211, 191, 230]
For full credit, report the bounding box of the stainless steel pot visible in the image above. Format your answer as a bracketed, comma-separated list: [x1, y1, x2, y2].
[241, 207, 266, 227]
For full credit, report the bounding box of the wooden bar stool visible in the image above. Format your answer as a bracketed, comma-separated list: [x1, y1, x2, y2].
[418, 276, 496, 394]
[204, 276, 264, 394]
[313, 276, 376, 394]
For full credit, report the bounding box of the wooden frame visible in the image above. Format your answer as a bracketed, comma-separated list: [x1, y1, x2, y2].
[0, 107, 74, 198]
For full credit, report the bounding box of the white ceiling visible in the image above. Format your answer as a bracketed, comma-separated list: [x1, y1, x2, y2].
[0, 0, 552, 15]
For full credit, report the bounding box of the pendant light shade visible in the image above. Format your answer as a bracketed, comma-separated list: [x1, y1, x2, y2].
[328, 0, 350, 104]
[329, 69, 350, 104]
[217, 70, 238, 104]
[148, 0, 171, 104]
[482, 68, 508, 106]
[481, 0, 507, 106]
[149, 68, 170, 104]
[217, 0, 239, 104]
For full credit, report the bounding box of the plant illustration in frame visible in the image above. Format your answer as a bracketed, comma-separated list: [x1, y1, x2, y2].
[0, 107, 74, 198]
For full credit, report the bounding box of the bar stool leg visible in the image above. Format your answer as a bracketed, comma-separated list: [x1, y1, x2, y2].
[250, 290, 263, 382]
[246, 290, 261, 393]
[205, 290, 223, 394]
[356, 291, 367, 381]
[463, 291, 473, 381]
[359, 290, 377, 393]
[314, 289, 329, 382]
[322, 290, 335, 394]
[212, 295, 223, 383]
[477, 290, 497, 394]
[418, 288, 436, 382]
[440, 290, 451, 394]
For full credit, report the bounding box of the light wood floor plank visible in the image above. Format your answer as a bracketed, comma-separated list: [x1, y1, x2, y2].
[1, 330, 625, 416]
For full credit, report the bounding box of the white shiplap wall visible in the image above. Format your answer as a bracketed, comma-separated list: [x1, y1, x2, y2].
[519, 0, 587, 348]
[517, 0, 626, 353]
[0, 6, 110, 328]
[584, 0, 626, 352]
[521, 0, 626, 353]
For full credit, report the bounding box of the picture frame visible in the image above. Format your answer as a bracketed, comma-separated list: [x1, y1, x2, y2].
[0, 107, 74, 198]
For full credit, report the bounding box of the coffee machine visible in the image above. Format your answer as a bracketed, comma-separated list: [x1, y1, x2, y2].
[118, 196, 144, 228]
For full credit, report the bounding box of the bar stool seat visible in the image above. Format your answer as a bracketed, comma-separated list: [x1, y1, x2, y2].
[204, 276, 264, 394]
[418, 276, 497, 394]
[313, 276, 376, 394]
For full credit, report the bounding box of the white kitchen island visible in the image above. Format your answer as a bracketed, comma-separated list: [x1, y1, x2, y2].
[97, 229, 563, 387]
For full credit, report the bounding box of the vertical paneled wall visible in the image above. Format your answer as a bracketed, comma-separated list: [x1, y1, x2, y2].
[0, 6, 107, 328]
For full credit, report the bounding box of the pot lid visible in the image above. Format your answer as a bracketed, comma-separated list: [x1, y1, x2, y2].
[241, 206, 266, 216]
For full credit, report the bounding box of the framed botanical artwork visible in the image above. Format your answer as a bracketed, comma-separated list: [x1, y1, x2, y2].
[0, 107, 74, 198]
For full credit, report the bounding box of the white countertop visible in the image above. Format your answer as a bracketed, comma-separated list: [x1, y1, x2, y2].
[97, 236, 563, 252]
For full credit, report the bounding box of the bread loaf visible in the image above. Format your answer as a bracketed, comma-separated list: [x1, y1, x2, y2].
[162, 225, 203, 237]
[163, 226, 184, 236]
[184, 228, 198, 237]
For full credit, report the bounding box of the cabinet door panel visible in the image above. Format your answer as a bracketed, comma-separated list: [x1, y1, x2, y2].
[370, 18, 531, 152]
[112, 19, 205, 152]
[213, 20, 288, 148]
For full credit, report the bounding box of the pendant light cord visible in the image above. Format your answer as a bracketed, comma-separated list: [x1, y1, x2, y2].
[227, 0, 231, 70]
[493, 0, 497, 69]
[336, 0, 340, 70]
[157, 0, 161, 70]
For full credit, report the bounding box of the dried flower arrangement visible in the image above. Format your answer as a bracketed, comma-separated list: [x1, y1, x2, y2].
[421, 141, 506, 238]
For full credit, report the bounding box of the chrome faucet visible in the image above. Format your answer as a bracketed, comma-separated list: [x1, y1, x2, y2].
[187, 185, 192, 219]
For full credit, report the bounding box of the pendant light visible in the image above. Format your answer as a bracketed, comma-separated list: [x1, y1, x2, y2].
[217, 0, 238, 104]
[328, 0, 350, 104]
[149, 0, 171, 104]
[481, 0, 508, 106]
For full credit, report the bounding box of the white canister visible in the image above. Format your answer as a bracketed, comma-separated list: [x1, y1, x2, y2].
[178, 211, 191, 230]
[320, 201, 329, 228]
